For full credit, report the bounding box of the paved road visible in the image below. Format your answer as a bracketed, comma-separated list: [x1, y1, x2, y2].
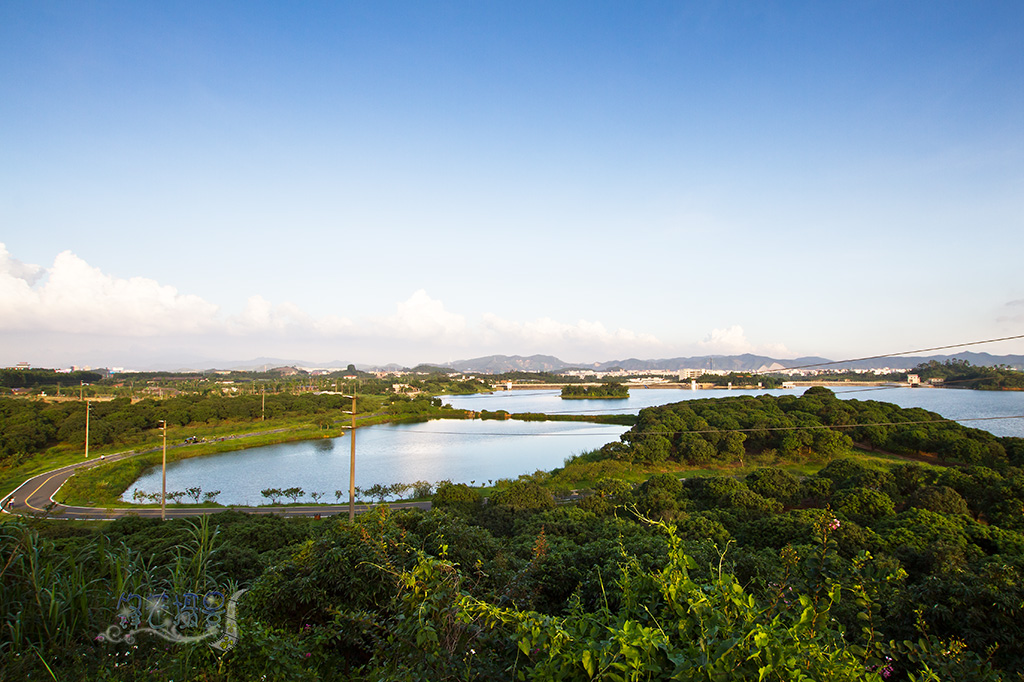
[1, 444, 431, 521]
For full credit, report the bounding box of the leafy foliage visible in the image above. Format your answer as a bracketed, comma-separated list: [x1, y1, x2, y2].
[599, 391, 1020, 468]
[560, 383, 630, 399]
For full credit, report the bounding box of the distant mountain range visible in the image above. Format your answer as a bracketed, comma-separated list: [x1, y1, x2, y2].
[436, 352, 1024, 374]
[821, 351, 1024, 372]
[144, 351, 1024, 374]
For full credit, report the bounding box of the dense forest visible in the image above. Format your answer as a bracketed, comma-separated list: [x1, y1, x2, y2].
[911, 359, 1024, 390]
[598, 387, 1022, 469]
[3, 388, 1024, 679]
[4, 447, 1024, 679]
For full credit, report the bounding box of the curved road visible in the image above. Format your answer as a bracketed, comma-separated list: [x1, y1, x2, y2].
[2, 444, 431, 521]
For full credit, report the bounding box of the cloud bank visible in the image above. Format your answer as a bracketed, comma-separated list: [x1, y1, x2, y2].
[0, 244, 220, 335]
[0, 245, 698, 366]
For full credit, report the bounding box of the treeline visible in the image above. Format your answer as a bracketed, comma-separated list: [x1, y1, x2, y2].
[0, 393, 460, 468]
[602, 387, 1022, 468]
[913, 359, 1024, 390]
[404, 376, 492, 395]
[694, 372, 783, 388]
[800, 360, 1024, 389]
[0, 368, 103, 390]
[560, 383, 630, 399]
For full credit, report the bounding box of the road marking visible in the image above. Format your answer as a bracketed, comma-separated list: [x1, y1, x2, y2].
[24, 470, 71, 512]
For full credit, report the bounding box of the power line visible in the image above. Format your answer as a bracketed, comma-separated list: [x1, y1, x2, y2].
[382, 413, 1024, 438]
[773, 333, 1024, 372]
[829, 374, 1007, 396]
[436, 333, 1024, 407]
[428, 333, 1024, 431]
[627, 414, 1024, 437]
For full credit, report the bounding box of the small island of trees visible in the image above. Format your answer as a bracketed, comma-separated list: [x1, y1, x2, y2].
[560, 383, 630, 399]
[694, 372, 783, 388]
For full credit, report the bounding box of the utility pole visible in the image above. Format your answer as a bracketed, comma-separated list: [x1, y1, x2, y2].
[84, 400, 90, 458]
[160, 420, 167, 521]
[345, 394, 357, 522]
[262, 387, 266, 421]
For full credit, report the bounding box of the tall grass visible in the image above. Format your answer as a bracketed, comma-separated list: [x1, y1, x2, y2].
[0, 515, 229, 677]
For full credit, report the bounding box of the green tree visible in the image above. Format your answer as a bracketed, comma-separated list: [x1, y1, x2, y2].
[832, 487, 895, 527]
[489, 480, 555, 512]
[432, 482, 482, 514]
[745, 468, 800, 505]
[907, 485, 970, 516]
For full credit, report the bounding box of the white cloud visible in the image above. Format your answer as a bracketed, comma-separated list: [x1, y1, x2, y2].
[0, 244, 44, 284]
[0, 245, 359, 340]
[699, 325, 751, 353]
[479, 313, 663, 355]
[368, 290, 467, 340]
[0, 244, 220, 335]
[699, 325, 791, 357]
[0, 245, 671, 365]
[231, 295, 324, 334]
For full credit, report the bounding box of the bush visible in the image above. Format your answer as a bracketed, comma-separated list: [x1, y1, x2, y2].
[687, 477, 782, 515]
[488, 480, 555, 512]
[831, 487, 895, 527]
[634, 474, 686, 520]
[907, 485, 970, 516]
[798, 477, 833, 506]
[431, 481, 482, 514]
[745, 468, 800, 505]
[816, 458, 869, 488]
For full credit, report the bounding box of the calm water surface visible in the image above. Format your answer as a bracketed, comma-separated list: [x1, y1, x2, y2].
[125, 419, 629, 506]
[124, 386, 1024, 505]
[442, 387, 1024, 437]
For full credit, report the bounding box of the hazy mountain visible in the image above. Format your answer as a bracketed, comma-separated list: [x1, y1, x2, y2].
[101, 351, 1024, 375]
[826, 351, 1024, 371]
[589, 354, 832, 372]
[435, 352, 1024, 374]
[440, 355, 571, 373]
[433, 354, 831, 373]
[157, 357, 361, 373]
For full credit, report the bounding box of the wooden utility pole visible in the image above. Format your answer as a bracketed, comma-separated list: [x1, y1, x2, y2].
[160, 420, 167, 521]
[84, 401, 90, 458]
[345, 395, 357, 522]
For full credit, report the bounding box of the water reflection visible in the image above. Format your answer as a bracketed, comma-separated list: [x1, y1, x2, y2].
[311, 438, 335, 452]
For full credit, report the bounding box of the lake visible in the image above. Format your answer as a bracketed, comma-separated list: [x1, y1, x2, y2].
[124, 419, 629, 506]
[123, 386, 1024, 505]
[442, 386, 1024, 437]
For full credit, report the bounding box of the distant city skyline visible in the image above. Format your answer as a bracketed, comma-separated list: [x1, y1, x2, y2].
[2, 3, 1023, 368]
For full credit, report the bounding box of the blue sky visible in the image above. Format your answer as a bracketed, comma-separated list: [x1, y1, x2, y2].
[2, 1, 1023, 368]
